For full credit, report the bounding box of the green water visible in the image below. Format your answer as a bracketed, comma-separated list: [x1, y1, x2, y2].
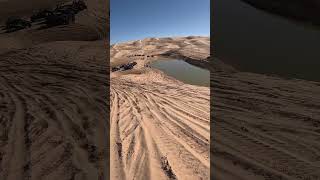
[149, 59, 210, 87]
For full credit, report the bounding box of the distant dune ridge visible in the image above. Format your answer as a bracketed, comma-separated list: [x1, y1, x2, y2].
[0, 0, 109, 179]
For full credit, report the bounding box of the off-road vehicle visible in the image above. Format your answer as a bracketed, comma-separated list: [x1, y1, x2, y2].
[31, 10, 53, 22]
[5, 17, 31, 33]
[44, 10, 75, 27]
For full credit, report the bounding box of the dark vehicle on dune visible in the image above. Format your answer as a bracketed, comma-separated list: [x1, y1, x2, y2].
[30, 0, 86, 23]
[26, 0, 86, 28]
[5, 17, 31, 33]
[42, 0, 86, 27]
[121, 62, 137, 70]
[44, 10, 75, 27]
[71, 0, 87, 12]
[112, 62, 137, 72]
[55, 0, 87, 14]
[30, 10, 53, 22]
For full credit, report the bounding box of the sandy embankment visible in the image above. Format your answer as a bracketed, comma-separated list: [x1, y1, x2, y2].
[0, 0, 108, 179]
[110, 37, 211, 180]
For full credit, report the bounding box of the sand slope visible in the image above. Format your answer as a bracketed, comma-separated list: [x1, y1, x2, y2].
[0, 41, 108, 180]
[212, 59, 320, 180]
[0, 0, 109, 179]
[0, 0, 107, 53]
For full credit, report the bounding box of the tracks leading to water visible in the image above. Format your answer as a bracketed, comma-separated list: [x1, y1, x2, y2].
[110, 75, 210, 180]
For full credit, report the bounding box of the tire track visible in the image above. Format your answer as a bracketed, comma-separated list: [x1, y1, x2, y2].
[110, 76, 210, 180]
[0, 41, 108, 180]
[211, 63, 320, 180]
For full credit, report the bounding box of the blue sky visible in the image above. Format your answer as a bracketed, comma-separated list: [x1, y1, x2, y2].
[111, 0, 210, 44]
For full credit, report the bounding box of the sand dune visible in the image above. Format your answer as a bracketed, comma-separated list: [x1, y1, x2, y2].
[0, 0, 108, 179]
[110, 36, 210, 180]
[112, 36, 320, 180]
[2, 1, 319, 179]
[0, 0, 107, 53]
[212, 59, 320, 180]
[0, 40, 108, 180]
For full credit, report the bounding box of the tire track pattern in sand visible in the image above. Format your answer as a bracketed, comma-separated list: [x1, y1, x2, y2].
[110, 76, 210, 180]
[0, 41, 108, 180]
[211, 63, 320, 180]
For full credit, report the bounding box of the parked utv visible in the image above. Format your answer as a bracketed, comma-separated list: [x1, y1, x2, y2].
[5, 17, 31, 33]
[31, 10, 53, 22]
[112, 62, 137, 72]
[44, 10, 75, 27]
[55, 0, 87, 14]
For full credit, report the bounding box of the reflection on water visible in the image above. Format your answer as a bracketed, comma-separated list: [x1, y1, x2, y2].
[149, 59, 210, 87]
[214, 0, 320, 82]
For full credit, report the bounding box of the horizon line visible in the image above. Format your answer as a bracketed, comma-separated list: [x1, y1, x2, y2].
[111, 34, 210, 45]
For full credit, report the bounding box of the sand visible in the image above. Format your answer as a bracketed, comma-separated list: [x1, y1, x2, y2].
[211, 60, 320, 180]
[213, 2, 320, 179]
[0, 0, 108, 179]
[240, 0, 320, 25]
[110, 36, 211, 180]
[1, 0, 319, 179]
[112, 36, 320, 180]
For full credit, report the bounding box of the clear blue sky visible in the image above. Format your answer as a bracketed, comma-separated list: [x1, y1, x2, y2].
[111, 0, 210, 44]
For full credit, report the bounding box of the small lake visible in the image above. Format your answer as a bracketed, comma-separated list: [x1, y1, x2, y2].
[149, 59, 210, 87]
[214, 0, 320, 82]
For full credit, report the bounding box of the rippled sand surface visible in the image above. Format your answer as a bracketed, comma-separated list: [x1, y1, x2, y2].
[0, 0, 108, 179]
